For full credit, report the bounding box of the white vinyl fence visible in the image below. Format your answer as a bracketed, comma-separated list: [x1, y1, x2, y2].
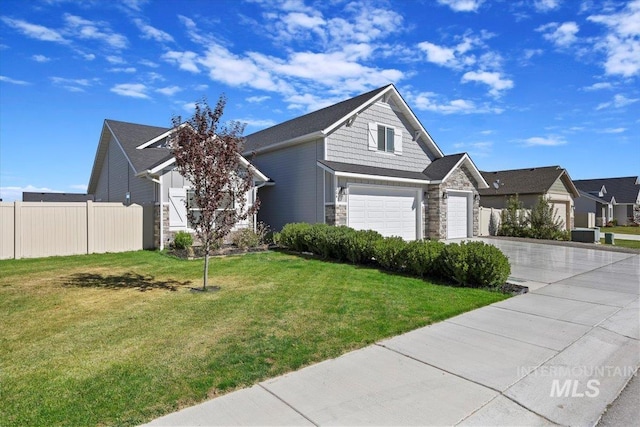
[0, 201, 143, 259]
[478, 207, 503, 236]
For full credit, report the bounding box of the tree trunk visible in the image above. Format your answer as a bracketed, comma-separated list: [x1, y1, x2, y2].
[203, 241, 210, 290]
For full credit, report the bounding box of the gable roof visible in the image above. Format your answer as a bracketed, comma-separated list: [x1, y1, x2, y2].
[574, 176, 640, 204]
[479, 166, 579, 198]
[88, 119, 269, 194]
[318, 153, 488, 188]
[244, 84, 444, 158]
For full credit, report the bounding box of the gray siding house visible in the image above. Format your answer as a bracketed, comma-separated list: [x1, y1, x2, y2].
[87, 119, 269, 249]
[574, 177, 640, 226]
[244, 84, 488, 240]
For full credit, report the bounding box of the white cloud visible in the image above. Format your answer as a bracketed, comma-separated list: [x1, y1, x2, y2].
[461, 70, 514, 97]
[139, 59, 159, 68]
[156, 85, 182, 96]
[534, 0, 561, 12]
[63, 14, 128, 49]
[50, 76, 95, 92]
[521, 136, 567, 146]
[407, 91, 502, 114]
[32, 54, 51, 62]
[437, 0, 484, 12]
[162, 50, 200, 73]
[133, 18, 174, 43]
[0, 75, 30, 85]
[417, 33, 490, 70]
[106, 55, 125, 64]
[108, 67, 136, 73]
[537, 21, 579, 48]
[417, 41, 456, 66]
[600, 127, 626, 133]
[246, 95, 271, 103]
[588, 0, 640, 77]
[596, 94, 639, 110]
[110, 83, 149, 99]
[238, 118, 277, 128]
[583, 82, 613, 91]
[1, 17, 67, 43]
[69, 184, 88, 191]
[452, 141, 493, 157]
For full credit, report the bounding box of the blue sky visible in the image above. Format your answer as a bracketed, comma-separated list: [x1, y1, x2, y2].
[1, 0, 638, 201]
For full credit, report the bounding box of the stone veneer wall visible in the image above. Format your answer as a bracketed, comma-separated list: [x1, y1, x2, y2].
[325, 204, 347, 226]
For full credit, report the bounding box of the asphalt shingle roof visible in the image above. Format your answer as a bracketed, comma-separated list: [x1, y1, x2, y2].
[574, 177, 640, 204]
[319, 153, 467, 182]
[244, 85, 391, 152]
[105, 119, 172, 172]
[478, 166, 569, 196]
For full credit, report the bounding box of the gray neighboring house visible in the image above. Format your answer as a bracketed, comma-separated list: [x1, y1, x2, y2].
[478, 166, 579, 230]
[23, 192, 94, 202]
[244, 84, 488, 240]
[574, 177, 640, 226]
[87, 119, 270, 249]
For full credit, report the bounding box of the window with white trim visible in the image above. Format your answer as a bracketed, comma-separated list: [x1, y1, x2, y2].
[377, 124, 395, 152]
[368, 122, 403, 154]
[186, 189, 235, 229]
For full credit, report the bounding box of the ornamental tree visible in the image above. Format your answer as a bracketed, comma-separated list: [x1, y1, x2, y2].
[171, 95, 259, 290]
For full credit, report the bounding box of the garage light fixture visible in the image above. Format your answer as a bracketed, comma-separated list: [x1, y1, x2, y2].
[442, 192, 448, 199]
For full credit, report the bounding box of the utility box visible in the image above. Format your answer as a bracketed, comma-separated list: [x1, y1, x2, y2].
[571, 228, 600, 243]
[604, 232, 615, 245]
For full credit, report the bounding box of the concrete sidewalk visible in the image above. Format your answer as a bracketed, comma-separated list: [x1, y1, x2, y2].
[145, 241, 639, 426]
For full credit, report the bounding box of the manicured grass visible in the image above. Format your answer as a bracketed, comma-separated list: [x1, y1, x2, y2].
[600, 226, 640, 235]
[600, 238, 640, 249]
[0, 250, 508, 427]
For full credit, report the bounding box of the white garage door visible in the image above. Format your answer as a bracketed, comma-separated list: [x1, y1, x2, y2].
[348, 186, 418, 240]
[447, 194, 468, 239]
[551, 202, 567, 230]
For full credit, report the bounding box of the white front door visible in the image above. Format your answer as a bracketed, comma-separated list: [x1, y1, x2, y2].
[347, 185, 418, 240]
[447, 194, 468, 239]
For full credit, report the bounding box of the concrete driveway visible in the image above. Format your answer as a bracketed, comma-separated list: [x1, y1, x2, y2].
[145, 240, 639, 426]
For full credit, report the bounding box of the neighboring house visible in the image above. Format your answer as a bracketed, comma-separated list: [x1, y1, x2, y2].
[244, 84, 488, 240]
[574, 177, 640, 226]
[87, 119, 270, 249]
[478, 166, 579, 230]
[23, 192, 94, 202]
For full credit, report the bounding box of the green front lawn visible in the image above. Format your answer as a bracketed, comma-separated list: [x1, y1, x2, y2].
[600, 238, 640, 249]
[600, 225, 640, 235]
[0, 250, 508, 426]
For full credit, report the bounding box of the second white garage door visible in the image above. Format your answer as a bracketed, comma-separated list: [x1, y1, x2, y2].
[447, 194, 469, 239]
[348, 185, 418, 240]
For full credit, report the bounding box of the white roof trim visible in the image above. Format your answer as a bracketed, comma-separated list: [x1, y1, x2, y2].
[440, 154, 489, 189]
[136, 126, 178, 150]
[147, 154, 270, 182]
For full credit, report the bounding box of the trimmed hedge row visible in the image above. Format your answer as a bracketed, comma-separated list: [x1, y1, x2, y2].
[276, 223, 511, 289]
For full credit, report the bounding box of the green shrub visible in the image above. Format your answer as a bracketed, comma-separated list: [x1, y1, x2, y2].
[439, 241, 510, 288]
[404, 240, 445, 278]
[230, 222, 270, 249]
[373, 236, 407, 272]
[498, 195, 529, 237]
[173, 231, 193, 249]
[464, 241, 510, 288]
[279, 223, 312, 252]
[345, 229, 384, 264]
[305, 223, 332, 256]
[528, 197, 565, 240]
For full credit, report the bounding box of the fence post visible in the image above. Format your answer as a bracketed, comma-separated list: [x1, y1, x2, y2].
[86, 200, 94, 255]
[14, 201, 22, 259]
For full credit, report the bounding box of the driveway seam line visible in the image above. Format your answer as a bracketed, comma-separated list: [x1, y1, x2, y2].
[491, 305, 603, 328]
[258, 383, 319, 427]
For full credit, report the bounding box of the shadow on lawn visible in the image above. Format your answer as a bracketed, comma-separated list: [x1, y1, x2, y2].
[64, 273, 191, 292]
